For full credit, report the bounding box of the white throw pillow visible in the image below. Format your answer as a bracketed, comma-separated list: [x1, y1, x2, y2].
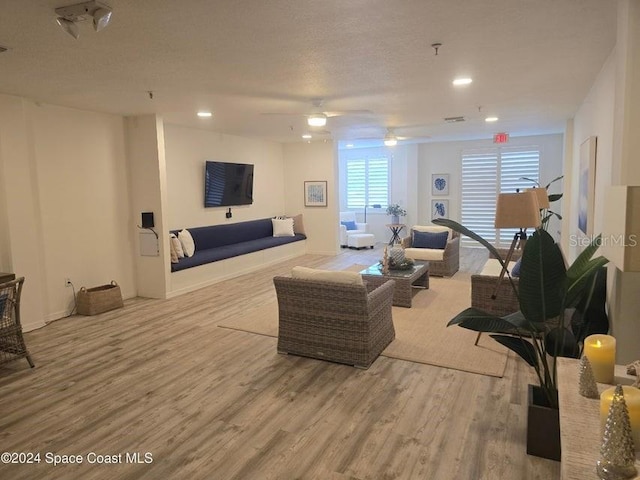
[291, 266, 363, 285]
[178, 229, 195, 257]
[170, 234, 184, 258]
[272, 218, 295, 237]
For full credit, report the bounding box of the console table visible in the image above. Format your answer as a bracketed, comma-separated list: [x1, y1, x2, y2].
[557, 358, 639, 479]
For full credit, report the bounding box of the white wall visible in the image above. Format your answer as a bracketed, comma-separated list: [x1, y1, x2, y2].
[563, 51, 616, 260]
[283, 141, 338, 255]
[0, 96, 137, 329]
[419, 134, 565, 237]
[164, 124, 286, 229]
[126, 115, 170, 299]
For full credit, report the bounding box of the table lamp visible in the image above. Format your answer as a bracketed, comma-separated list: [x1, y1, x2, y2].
[492, 190, 541, 298]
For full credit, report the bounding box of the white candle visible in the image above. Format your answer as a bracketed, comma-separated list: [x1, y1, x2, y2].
[600, 386, 640, 449]
[584, 334, 616, 384]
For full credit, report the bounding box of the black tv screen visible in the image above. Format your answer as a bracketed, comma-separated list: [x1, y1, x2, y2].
[204, 161, 254, 207]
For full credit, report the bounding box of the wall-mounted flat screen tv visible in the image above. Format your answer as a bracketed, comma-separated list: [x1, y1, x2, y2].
[204, 161, 254, 207]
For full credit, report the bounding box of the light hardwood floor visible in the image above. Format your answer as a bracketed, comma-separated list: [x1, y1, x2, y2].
[0, 246, 559, 480]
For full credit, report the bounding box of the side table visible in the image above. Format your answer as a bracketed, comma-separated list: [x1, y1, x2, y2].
[386, 224, 405, 245]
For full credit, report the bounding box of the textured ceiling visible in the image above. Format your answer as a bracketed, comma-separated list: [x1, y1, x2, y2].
[0, 0, 617, 145]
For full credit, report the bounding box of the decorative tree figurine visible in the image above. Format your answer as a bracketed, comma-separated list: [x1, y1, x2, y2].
[579, 356, 599, 399]
[597, 385, 637, 480]
[382, 246, 389, 274]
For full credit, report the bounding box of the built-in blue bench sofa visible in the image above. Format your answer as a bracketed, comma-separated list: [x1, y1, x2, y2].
[171, 218, 306, 272]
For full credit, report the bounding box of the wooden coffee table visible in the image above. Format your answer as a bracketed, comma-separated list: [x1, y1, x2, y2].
[360, 262, 429, 307]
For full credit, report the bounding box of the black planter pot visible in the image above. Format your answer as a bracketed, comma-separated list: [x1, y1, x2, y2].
[527, 384, 561, 461]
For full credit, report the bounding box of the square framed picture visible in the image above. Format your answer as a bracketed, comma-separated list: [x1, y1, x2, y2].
[432, 174, 449, 196]
[431, 199, 449, 220]
[304, 180, 327, 207]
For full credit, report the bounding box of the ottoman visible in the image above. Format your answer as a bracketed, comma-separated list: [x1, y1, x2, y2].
[347, 233, 376, 250]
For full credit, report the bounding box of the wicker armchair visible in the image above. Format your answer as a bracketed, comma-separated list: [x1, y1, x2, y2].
[471, 248, 522, 317]
[273, 276, 396, 369]
[401, 229, 460, 277]
[0, 277, 34, 368]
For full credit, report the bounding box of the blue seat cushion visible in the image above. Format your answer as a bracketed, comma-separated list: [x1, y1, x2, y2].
[511, 257, 522, 277]
[341, 220, 357, 231]
[413, 230, 448, 249]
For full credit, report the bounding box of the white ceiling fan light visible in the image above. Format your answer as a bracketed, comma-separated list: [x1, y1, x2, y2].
[383, 132, 398, 147]
[307, 113, 327, 127]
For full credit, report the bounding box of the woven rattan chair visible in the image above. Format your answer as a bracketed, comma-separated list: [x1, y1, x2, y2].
[401, 229, 460, 276]
[273, 276, 396, 369]
[472, 249, 522, 345]
[0, 277, 34, 368]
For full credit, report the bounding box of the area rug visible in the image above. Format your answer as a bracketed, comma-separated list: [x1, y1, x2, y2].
[217, 265, 509, 377]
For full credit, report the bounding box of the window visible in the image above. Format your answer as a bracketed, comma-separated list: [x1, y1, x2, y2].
[343, 149, 390, 209]
[461, 147, 540, 247]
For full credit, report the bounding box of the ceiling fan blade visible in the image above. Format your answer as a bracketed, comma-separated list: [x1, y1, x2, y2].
[324, 109, 375, 117]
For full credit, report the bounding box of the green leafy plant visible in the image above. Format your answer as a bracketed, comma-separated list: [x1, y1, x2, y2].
[521, 175, 563, 231]
[386, 204, 407, 217]
[433, 218, 608, 408]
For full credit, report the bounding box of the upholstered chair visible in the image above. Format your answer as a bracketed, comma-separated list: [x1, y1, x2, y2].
[339, 211, 368, 247]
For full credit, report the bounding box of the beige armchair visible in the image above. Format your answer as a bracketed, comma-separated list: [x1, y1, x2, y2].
[273, 270, 395, 369]
[401, 226, 460, 276]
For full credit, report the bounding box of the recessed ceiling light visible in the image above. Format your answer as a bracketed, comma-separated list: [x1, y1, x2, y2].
[197, 111, 212, 118]
[452, 77, 473, 86]
[485, 116, 499, 122]
[301, 134, 312, 139]
[346, 143, 354, 148]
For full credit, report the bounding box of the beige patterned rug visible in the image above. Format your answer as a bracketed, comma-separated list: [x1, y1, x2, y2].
[217, 266, 509, 377]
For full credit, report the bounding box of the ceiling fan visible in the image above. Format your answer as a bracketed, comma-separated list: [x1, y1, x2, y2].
[262, 99, 374, 127]
[352, 127, 431, 146]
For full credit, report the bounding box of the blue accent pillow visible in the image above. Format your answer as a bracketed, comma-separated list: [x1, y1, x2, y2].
[511, 258, 522, 277]
[413, 230, 448, 249]
[341, 220, 357, 231]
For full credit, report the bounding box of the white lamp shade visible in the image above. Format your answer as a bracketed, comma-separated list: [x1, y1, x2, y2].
[601, 186, 640, 272]
[494, 191, 541, 229]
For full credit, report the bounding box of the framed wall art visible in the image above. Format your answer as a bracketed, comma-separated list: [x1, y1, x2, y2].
[304, 180, 327, 207]
[431, 199, 449, 220]
[432, 174, 449, 196]
[578, 137, 597, 235]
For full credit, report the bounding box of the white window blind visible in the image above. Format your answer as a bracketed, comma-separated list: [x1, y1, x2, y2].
[346, 156, 389, 209]
[461, 147, 540, 248]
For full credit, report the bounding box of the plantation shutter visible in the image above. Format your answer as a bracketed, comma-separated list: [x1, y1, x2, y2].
[346, 156, 389, 209]
[461, 147, 540, 248]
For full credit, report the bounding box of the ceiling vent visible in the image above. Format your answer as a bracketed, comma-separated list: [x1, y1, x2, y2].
[444, 116, 465, 123]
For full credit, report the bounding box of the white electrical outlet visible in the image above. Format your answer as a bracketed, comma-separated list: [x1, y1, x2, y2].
[65, 278, 72, 287]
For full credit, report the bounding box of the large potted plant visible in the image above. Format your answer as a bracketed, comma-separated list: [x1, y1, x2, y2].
[433, 217, 608, 460]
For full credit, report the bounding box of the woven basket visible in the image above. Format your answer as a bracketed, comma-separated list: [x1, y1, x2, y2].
[77, 281, 123, 315]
